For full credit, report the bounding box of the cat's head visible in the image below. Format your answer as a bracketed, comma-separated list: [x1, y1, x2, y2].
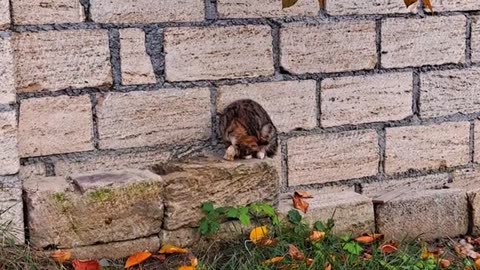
[238, 135, 260, 153]
[260, 123, 276, 142]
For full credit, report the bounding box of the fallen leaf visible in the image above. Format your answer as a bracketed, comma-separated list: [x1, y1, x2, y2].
[152, 254, 166, 263]
[325, 262, 332, 270]
[191, 258, 198, 267]
[421, 249, 442, 259]
[380, 243, 398, 254]
[178, 267, 195, 270]
[262, 256, 284, 265]
[355, 235, 374, 244]
[124, 251, 152, 268]
[294, 191, 313, 198]
[159, 244, 188, 254]
[288, 244, 305, 261]
[308, 231, 326, 242]
[403, 0, 417, 8]
[249, 226, 268, 244]
[257, 237, 278, 247]
[279, 264, 299, 270]
[424, 0, 433, 12]
[440, 259, 450, 268]
[282, 0, 298, 9]
[305, 258, 314, 265]
[476, 258, 480, 270]
[292, 195, 309, 213]
[369, 233, 384, 241]
[50, 250, 72, 264]
[72, 259, 101, 270]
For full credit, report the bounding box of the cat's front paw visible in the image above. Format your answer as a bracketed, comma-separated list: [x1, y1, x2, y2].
[224, 145, 236, 161]
[257, 151, 266, 160]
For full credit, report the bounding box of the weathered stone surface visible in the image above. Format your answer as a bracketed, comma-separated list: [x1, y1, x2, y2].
[0, 175, 20, 189]
[467, 188, 480, 235]
[96, 88, 211, 149]
[19, 163, 46, 182]
[361, 174, 450, 199]
[278, 191, 374, 236]
[0, 36, 14, 105]
[0, 0, 9, 29]
[18, 95, 94, 157]
[280, 21, 376, 74]
[11, 0, 85, 25]
[218, 0, 318, 18]
[55, 149, 172, 176]
[321, 72, 412, 127]
[13, 30, 111, 93]
[421, 68, 480, 118]
[382, 16, 466, 68]
[288, 130, 379, 186]
[472, 17, 480, 63]
[429, 0, 480, 12]
[157, 156, 279, 230]
[25, 170, 164, 248]
[217, 81, 317, 132]
[326, 0, 410, 15]
[376, 189, 468, 240]
[164, 26, 274, 81]
[476, 121, 480, 163]
[385, 122, 470, 174]
[90, 0, 204, 23]
[450, 168, 480, 190]
[0, 111, 19, 175]
[0, 187, 24, 244]
[119, 29, 156, 85]
[160, 228, 200, 248]
[70, 236, 160, 260]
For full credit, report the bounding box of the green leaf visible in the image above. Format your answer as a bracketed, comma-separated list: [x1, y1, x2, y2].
[209, 221, 220, 234]
[282, 0, 298, 9]
[199, 219, 210, 235]
[272, 216, 280, 226]
[343, 242, 362, 255]
[260, 204, 276, 217]
[239, 207, 249, 215]
[326, 218, 335, 230]
[250, 203, 262, 215]
[287, 209, 302, 224]
[314, 221, 326, 231]
[201, 202, 214, 214]
[239, 213, 251, 226]
[226, 208, 239, 218]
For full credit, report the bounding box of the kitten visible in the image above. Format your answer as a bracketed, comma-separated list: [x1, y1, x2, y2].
[218, 99, 278, 161]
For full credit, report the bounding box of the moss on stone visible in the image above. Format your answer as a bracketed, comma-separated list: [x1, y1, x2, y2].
[50, 192, 73, 212]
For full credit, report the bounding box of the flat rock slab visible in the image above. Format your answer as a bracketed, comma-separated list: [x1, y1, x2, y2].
[278, 191, 375, 236]
[154, 156, 279, 230]
[376, 189, 468, 240]
[24, 170, 164, 248]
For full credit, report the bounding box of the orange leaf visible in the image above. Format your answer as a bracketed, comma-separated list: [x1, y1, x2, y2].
[423, 0, 433, 12]
[475, 258, 480, 269]
[308, 231, 326, 242]
[288, 244, 305, 261]
[159, 244, 188, 254]
[191, 258, 198, 267]
[72, 259, 100, 270]
[262, 256, 284, 265]
[292, 195, 309, 213]
[421, 249, 442, 259]
[380, 243, 398, 254]
[440, 259, 450, 268]
[305, 258, 314, 265]
[355, 235, 374, 244]
[249, 226, 268, 244]
[257, 237, 278, 247]
[363, 253, 373, 260]
[294, 191, 313, 198]
[178, 266, 195, 270]
[125, 251, 152, 268]
[404, 0, 417, 8]
[325, 262, 332, 270]
[50, 250, 72, 264]
[369, 233, 384, 241]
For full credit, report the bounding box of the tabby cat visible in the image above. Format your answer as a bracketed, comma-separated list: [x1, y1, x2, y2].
[218, 99, 278, 161]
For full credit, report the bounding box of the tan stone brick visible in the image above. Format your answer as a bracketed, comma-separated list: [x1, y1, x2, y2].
[55, 149, 172, 176]
[0, 195, 25, 244]
[382, 16, 466, 68]
[476, 121, 480, 163]
[451, 168, 480, 190]
[90, 0, 204, 24]
[280, 21, 377, 74]
[376, 189, 468, 240]
[430, 0, 480, 12]
[13, 30, 111, 93]
[19, 163, 46, 182]
[119, 29, 156, 85]
[97, 88, 211, 149]
[385, 122, 470, 174]
[0, 111, 19, 175]
[472, 17, 480, 63]
[326, 0, 410, 15]
[321, 72, 412, 127]
[421, 68, 480, 118]
[0, 0, 9, 29]
[278, 191, 374, 236]
[0, 36, 15, 105]
[217, 80, 317, 132]
[18, 95, 94, 157]
[288, 130, 379, 186]
[218, 0, 318, 18]
[11, 0, 85, 25]
[165, 25, 274, 81]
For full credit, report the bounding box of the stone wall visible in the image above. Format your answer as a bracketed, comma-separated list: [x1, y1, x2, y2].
[2, 0, 480, 245]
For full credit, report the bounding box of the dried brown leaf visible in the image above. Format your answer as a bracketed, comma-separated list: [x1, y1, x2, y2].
[282, 0, 298, 9]
[288, 244, 305, 261]
[292, 195, 309, 213]
[72, 259, 100, 270]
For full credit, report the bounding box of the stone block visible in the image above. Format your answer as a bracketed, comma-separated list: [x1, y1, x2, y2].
[385, 122, 470, 174]
[382, 16, 466, 68]
[217, 80, 317, 132]
[0, 36, 15, 105]
[321, 72, 412, 127]
[14, 30, 111, 93]
[280, 21, 376, 74]
[218, 0, 318, 18]
[24, 170, 164, 248]
[18, 95, 94, 157]
[19, 163, 46, 182]
[376, 189, 468, 240]
[156, 156, 279, 230]
[472, 17, 480, 63]
[11, 0, 85, 25]
[326, 0, 410, 15]
[429, 0, 480, 12]
[450, 167, 480, 190]
[119, 28, 156, 85]
[0, 187, 24, 244]
[278, 191, 374, 236]
[164, 25, 274, 81]
[476, 121, 480, 163]
[96, 88, 211, 149]
[0, 0, 9, 29]
[0, 111, 19, 175]
[287, 130, 379, 186]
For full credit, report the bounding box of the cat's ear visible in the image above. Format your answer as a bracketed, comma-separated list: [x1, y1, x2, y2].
[261, 123, 275, 139]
